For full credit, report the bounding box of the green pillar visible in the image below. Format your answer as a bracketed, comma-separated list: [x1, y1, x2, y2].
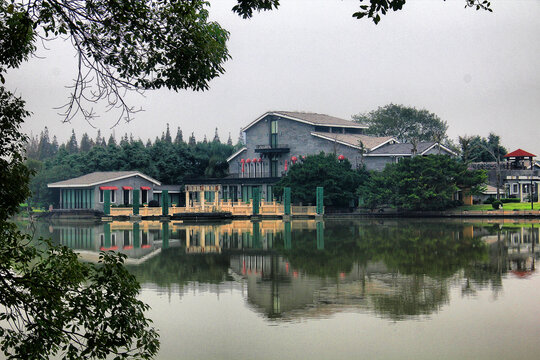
[103, 190, 111, 215]
[133, 222, 140, 248]
[162, 221, 169, 249]
[284, 221, 292, 249]
[252, 222, 261, 248]
[133, 190, 140, 215]
[316, 187, 324, 215]
[316, 221, 324, 250]
[89, 189, 93, 209]
[162, 190, 169, 216]
[252, 187, 260, 215]
[103, 223, 111, 249]
[284, 187, 291, 215]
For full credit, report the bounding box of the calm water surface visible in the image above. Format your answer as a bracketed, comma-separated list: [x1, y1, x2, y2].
[24, 218, 540, 359]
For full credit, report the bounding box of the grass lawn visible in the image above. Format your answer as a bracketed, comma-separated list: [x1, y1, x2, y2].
[457, 202, 540, 211]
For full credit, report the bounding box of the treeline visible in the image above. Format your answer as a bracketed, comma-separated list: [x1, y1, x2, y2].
[26, 124, 240, 207]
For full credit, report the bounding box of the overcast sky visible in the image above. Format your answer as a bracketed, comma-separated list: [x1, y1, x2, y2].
[8, 0, 540, 155]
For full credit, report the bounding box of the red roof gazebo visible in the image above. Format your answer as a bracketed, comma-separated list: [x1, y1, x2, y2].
[503, 149, 536, 170]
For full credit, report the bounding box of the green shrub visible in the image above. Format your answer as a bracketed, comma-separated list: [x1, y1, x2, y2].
[484, 197, 495, 204]
[492, 200, 503, 209]
[501, 198, 520, 203]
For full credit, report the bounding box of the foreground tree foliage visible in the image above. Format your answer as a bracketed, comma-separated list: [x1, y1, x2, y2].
[359, 155, 487, 211]
[1, 91, 159, 359]
[275, 153, 368, 207]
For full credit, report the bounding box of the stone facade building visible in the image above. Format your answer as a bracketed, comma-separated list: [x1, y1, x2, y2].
[215, 111, 455, 202]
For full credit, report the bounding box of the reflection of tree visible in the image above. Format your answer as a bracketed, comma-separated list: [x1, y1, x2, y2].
[278, 223, 369, 277]
[356, 223, 488, 278]
[127, 248, 229, 287]
[271, 221, 490, 320]
[370, 275, 449, 321]
[280, 221, 488, 279]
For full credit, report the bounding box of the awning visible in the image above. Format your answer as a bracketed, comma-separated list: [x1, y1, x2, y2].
[140, 186, 151, 190]
[99, 186, 118, 190]
[122, 186, 133, 190]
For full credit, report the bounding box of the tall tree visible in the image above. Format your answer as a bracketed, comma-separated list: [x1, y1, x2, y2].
[37, 126, 52, 159]
[227, 132, 233, 146]
[174, 126, 184, 144]
[66, 129, 78, 154]
[164, 123, 172, 143]
[213, 127, 220, 143]
[79, 132, 92, 152]
[353, 104, 448, 143]
[107, 134, 117, 147]
[236, 128, 245, 147]
[188, 133, 196, 146]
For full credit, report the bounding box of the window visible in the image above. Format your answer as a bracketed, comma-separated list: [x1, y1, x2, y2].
[512, 184, 518, 193]
[99, 189, 115, 203]
[271, 159, 278, 177]
[142, 189, 148, 203]
[270, 120, 278, 148]
[123, 189, 130, 205]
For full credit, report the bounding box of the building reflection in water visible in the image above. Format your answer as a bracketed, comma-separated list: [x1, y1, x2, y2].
[27, 219, 539, 320]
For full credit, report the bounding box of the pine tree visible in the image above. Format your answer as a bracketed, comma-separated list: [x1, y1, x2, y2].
[146, 139, 152, 148]
[120, 133, 129, 146]
[107, 134, 117, 147]
[174, 127, 183, 144]
[37, 127, 52, 159]
[203, 134, 208, 144]
[227, 132, 233, 146]
[164, 123, 172, 143]
[95, 130, 103, 147]
[236, 128, 244, 146]
[51, 135, 59, 155]
[80, 132, 92, 152]
[25, 132, 40, 159]
[67, 129, 79, 153]
[188, 132, 196, 146]
[212, 127, 220, 143]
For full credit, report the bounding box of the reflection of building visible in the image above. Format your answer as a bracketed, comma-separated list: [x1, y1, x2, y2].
[229, 254, 450, 321]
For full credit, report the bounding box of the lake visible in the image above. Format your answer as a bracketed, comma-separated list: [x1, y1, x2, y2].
[21, 218, 540, 359]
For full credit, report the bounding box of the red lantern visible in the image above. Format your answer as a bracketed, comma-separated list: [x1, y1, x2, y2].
[252, 158, 257, 163]
[246, 158, 251, 163]
[258, 158, 262, 163]
[291, 156, 297, 163]
[240, 158, 245, 163]
[338, 155, 345, 161]
[285, 159, 288, 171]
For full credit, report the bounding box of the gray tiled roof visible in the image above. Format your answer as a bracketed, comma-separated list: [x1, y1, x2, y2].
[48, 171, 160, 187]
[274, 111, 365, 128]
[367, 142, 438, 155]
[311, 132, 395, 151]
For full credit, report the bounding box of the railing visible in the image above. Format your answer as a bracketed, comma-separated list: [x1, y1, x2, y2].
[291, 205, 317, 216]
[255, 144, 290, 150]
[139, 207, 162, 216]
[110, 207, 133, 216]
[107, 201, 319, 217]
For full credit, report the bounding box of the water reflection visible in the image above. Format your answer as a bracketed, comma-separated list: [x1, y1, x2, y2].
[21, 219, 539, 321]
